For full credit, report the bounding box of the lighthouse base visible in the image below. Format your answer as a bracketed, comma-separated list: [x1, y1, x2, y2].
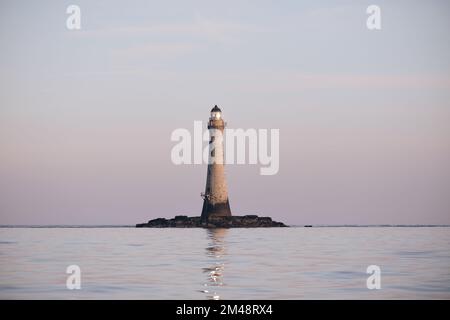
[136, 215, 288, 228]
[201, 199, 232, 222]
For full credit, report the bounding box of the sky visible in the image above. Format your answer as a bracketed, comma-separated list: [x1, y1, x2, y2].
[0, 0, 449, 225]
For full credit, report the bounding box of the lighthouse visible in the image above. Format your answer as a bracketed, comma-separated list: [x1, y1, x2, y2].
[136, 104, 288, 228]
[201, 105, 232, 222]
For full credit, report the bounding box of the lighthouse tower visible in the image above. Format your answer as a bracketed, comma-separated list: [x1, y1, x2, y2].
[201, 105, 232, 221]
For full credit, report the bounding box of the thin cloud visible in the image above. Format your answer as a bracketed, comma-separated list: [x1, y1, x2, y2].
[73, 16, 267, 61]
[75, 16, 266, 44]
[113, 42, 199, 60]
[219, 72, 450, 92]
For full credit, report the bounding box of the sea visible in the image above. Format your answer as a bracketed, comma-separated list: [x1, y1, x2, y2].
[0, 226, 449, 299]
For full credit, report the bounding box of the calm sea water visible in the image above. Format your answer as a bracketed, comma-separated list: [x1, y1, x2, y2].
[0, 227, 449, 299]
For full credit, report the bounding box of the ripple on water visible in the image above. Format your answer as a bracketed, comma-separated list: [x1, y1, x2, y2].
[1, 227, 449, 299]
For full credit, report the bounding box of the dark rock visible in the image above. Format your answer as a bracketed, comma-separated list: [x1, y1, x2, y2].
[136, 215, 288, 228]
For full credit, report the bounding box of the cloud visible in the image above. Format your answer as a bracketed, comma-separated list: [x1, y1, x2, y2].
[113, 42, 199, 60]
[72, 15, 266, 61]
[218, 72, 450, 92]
[75, 15, 265, 44]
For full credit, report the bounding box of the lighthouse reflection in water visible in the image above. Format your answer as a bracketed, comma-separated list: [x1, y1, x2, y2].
[202, 228, 228, 300]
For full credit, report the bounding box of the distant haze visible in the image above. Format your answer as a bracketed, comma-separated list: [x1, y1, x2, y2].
[1, 0, 449, 225]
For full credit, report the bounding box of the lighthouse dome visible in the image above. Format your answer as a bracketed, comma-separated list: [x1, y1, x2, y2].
[211, 105, 221, 112]
[210, 105, 222, 120]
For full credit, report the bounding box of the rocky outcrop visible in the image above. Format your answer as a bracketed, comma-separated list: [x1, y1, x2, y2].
[136, 215, 288, 228]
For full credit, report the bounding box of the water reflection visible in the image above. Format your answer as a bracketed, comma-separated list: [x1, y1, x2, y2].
[202, 228, 228, 300]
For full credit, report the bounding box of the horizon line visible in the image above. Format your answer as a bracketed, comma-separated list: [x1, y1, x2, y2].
[1, 224, 449, 228]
